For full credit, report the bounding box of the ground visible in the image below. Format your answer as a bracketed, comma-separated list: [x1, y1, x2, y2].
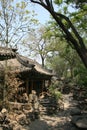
[0, 93, 82, 130]
[26, 93, 79, 130]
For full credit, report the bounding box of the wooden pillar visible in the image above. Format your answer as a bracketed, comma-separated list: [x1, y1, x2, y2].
[48, 79, 51, 87]
[26, 78, 29, 95]
[42, 80, 45, 92]
[31, 80, 33, 91]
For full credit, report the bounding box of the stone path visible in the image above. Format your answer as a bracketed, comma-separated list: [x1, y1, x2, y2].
[27, 93, 79, 130]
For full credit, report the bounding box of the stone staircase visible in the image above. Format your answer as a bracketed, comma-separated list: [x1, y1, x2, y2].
[39, 95, 58, 115]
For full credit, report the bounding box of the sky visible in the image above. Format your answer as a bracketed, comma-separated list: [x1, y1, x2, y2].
[29, 3, 50, 24]
[14, 0, 50, 24]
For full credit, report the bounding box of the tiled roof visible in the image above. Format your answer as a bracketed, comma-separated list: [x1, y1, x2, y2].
[0, 47, 53, 77]
[0, 56, 53, 77]
[0, 47, 16, 60]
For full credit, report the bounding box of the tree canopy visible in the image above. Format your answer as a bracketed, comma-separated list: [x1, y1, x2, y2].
[29, 0, 87, 69]
[0, 0, 38, 49]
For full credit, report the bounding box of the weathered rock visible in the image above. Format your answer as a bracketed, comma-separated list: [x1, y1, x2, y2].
[0, 108, 10, 125]
[76, 118, 87, 129]
[2, 124, 10, 130]
[70, 126, 79, 130]
[70, 108, 81, 116]
[0, 127, 3, 130]
[72, 115, 87, 129]
[0, 112, 4, 124]
[9, 102, 22, 111]
[9, 120, 22, 130]
[1, 108, 7, 114]
[16, 113, 28, 125]
[13, 124, 22, 130]
[29, 120, 49, 130]
[9, 120, 18, 128]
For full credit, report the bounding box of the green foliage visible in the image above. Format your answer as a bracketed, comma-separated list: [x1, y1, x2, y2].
[45, 24, 79, 78]
[74, 64, 87, 86]
[0, 0, 38, 48]
[70, 9, 87, 40]
[43, 0, 87, 77]
[54, 0, 63, 4]
[54, 0, 87, 42]
[49, 83, 62, 100]
[30, 0, 87, 69]
[64, 0, 87, 8]
[47, 55, 67, 78]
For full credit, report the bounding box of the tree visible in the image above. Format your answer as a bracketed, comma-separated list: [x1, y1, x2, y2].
[74, 62, 87, 87]
[47, 54, 68, 78]
[45, 22, 87, 86]
[23, 26, 52, 67]
[30, 0, 87, 69]
[0, 0, 37, 48]
[46, 40, 78, 79]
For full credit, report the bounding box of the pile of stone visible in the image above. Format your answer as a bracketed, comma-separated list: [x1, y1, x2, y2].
[0, 101, 40, 130]
[0, 107, 31, 130]
[70, 107, 87, 129]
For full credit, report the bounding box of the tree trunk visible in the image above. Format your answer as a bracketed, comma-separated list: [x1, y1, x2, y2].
[77, 48, 87, 68]
[41, 56, 45, 67]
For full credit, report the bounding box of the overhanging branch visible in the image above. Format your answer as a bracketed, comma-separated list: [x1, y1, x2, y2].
[30, 0, 79, 47]
[54, 12, 85, 48]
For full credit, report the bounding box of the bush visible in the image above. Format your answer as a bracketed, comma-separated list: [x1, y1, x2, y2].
[74, 64, 87, 87]
[49, 84, 62, 100]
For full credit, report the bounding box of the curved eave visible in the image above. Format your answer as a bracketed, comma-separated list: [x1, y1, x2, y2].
[18, 68, 52, 80]
[0, 53, 16, 61]
[0, 47, 17, 61]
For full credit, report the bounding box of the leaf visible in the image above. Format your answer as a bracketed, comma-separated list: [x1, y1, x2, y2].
[26, 10, 30, 14]
[83, 4, 87, 10]
[16, 3, 20, 8]
[54, 0, 63, 4]
[21, 1, 26, 9]
[63, 6, 68, 14]
[59, 0, 62, 4]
